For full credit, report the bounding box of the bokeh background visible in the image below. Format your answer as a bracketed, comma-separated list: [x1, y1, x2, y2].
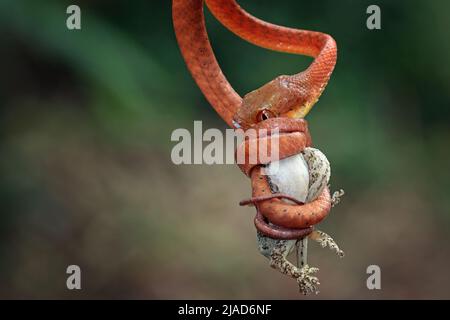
[1, 0, 449, 299]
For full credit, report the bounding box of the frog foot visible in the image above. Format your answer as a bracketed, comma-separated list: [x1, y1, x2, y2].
[331, 189, 345, 207]
[310, 230, 344, 258]
[296, 265, 320, 295]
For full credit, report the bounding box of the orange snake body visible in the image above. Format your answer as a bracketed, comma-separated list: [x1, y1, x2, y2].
[172, 0, 337, 239]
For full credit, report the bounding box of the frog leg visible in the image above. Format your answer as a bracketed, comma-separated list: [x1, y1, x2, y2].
[331, 189, 345, 207]
[309, 230, 344, 257]
[257, 233, 320, 295]
[295, 237, 321, 295]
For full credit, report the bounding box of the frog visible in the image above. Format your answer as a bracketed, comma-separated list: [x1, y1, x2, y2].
[257, 147, 345, 295]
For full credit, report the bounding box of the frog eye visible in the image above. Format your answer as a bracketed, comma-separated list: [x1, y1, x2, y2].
[256, 109, 276, 122]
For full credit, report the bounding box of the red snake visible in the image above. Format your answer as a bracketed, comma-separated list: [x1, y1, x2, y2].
[172, 0, 337, 239]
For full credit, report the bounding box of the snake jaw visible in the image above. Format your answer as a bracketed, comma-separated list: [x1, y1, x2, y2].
[233, 75, 311, 130]
[286, 101, 315, 119]
[234, 73, 322, 128]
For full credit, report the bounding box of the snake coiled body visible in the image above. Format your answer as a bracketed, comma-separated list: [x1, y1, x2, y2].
[236, 118, 331, 239]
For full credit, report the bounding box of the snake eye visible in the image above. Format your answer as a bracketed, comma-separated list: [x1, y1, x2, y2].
[256, 109, 276, 122]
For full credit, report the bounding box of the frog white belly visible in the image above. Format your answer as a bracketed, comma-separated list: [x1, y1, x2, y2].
[265, 154, 309, 202]
[265, 147, 330, 203]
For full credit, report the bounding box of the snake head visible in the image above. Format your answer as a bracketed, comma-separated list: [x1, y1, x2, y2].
[233, 75, 313, 130]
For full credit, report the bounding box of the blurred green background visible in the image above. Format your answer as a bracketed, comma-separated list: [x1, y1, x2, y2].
[1, 0, 449, 299]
